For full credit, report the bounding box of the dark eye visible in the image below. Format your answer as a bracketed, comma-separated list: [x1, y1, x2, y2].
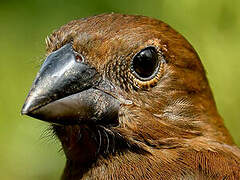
[131, 47, 159, 80]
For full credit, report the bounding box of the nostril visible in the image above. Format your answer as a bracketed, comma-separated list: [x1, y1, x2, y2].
[75, 53, 84, 63]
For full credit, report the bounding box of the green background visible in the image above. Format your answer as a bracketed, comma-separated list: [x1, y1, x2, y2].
[0, 0, 239, 179]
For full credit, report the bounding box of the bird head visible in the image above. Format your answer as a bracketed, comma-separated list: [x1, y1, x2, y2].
[21, 14, 233, 165]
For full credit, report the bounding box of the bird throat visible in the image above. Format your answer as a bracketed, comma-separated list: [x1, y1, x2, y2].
[52, 123, 133, 164]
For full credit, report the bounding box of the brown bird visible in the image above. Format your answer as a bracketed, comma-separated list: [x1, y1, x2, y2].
[22, 13, 240, 179]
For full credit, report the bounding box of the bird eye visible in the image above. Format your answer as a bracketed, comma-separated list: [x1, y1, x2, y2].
[131, 47, 159, 80]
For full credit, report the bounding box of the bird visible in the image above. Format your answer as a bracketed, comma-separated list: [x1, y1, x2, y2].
[21, 13, 240, 180]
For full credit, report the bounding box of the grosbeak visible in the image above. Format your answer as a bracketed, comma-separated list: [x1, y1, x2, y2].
[22, 13, 240, 179]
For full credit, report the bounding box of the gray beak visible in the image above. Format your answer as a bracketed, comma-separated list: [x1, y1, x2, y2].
[21, 43, 119, 126]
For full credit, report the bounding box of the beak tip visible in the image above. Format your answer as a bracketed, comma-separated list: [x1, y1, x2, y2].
[21, 97, 34, 116]
[21, 111, 27, 116]
[21, 91, 40, 116]
[21, 104, 29, 115]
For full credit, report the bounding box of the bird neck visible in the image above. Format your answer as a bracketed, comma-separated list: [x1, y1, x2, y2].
[61, 143, 240, 180]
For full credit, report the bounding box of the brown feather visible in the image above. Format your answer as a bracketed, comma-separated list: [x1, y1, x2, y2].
[44, 13, 240, 179]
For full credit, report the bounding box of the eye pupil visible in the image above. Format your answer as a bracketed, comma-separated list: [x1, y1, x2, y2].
[132, 47, 158, 79]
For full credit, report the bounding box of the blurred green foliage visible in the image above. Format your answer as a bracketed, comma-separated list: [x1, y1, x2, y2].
[0, 0, 239, 179]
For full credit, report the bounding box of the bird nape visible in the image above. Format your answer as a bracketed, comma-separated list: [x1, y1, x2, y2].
[21, 13, 240, 180]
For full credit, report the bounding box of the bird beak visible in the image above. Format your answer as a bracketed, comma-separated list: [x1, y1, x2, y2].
[21, 43, 120, 125]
